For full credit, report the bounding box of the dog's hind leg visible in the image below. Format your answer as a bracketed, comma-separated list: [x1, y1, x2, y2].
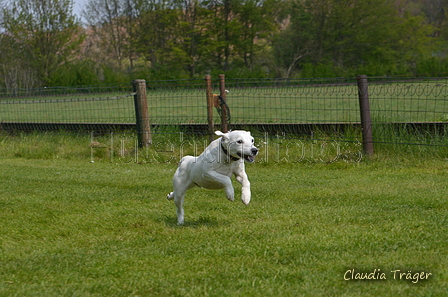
[168, 157, 194, 225]
[172, 184, 193, 225]
[174, 193, 185, 225]
[171, 170, 194, 225]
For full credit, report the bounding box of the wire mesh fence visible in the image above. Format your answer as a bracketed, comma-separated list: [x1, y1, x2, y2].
[367, 78, 448, 147]
[0, 84, 134, 124]
[143, 78, 361, 125]
[1, 77, 448, 149]
[146, 81, 208, 125]
[223, 78, 360, 124]
[368, 78, 448, 122]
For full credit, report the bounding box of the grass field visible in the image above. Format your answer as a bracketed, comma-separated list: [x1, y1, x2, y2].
[1, 80, 448, 124]
[1, 144, 447, 295]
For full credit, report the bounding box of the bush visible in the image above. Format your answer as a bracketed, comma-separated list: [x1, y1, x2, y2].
[49, 60, 102, 87]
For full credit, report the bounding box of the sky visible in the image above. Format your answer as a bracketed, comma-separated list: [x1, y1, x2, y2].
[73, 0, 87, 18]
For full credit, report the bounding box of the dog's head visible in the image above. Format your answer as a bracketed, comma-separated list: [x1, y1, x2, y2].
[216, 130, 258, 163]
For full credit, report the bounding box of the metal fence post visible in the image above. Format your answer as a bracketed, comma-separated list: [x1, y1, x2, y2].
[356, 75, 374, 156]
[132, 79, 152, 147]
[205, 75, 214, 143]
[218, 74, 228, 133]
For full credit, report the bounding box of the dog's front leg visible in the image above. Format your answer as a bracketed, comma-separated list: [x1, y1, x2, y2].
[204, 171, 234, 201]
[235, 171, 251, 205]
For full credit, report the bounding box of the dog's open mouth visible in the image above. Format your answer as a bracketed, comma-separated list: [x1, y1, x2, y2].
[238, 152, 255, 163]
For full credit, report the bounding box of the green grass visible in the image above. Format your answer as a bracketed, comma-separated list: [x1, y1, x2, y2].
[1, 140, 447, 295]
[0, 131, 368, 164]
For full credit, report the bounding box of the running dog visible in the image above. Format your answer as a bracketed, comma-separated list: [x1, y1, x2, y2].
[167, 130, 258, 225]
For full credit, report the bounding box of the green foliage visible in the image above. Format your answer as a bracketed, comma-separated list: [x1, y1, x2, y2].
[415, 57, 448, 76]
[272, 0, 442, 78]
[276, 0, 397, 77]
[101, 66, 132, 85]
[300, 63, 339, 78]
[1, 0, 84, 86]
[2, 0, 448, 87]
[49, 60, 102, 86]
[210, 64, 272, 78]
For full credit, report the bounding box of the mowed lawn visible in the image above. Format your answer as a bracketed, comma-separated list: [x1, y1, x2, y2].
[0, 158, 447, 296]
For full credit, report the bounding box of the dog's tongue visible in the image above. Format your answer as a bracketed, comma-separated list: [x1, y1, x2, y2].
[245, 155, 254, 162]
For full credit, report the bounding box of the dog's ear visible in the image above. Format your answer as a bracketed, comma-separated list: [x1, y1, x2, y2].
[215, 131, 229, 139]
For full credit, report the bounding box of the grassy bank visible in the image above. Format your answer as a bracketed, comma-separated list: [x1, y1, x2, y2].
[1, 129, 448, 164]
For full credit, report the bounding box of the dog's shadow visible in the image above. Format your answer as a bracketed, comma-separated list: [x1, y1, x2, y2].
[160, 215, 226, 228]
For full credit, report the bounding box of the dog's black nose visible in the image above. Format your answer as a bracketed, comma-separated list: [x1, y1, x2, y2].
[251, 148, 259, 155]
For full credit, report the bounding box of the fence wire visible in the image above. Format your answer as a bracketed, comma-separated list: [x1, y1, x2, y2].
[0, 85, 134, 125]
[1, 77, 448, 149]
[224, 80, 359, 124]
[368, 78, 448, 122]
[367, 78, 448, 147]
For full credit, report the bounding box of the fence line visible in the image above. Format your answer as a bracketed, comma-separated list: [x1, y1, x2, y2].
[1, 77, 448, 150]
[0, 85, 135, 124]
[0, 93, 135, 105]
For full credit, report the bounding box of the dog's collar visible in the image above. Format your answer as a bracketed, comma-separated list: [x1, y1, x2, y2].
[221, 140, 240, 162]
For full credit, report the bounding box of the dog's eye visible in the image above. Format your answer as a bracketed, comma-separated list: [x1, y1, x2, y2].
[251, 139, 254, 143]
[236, 140, 243, 144]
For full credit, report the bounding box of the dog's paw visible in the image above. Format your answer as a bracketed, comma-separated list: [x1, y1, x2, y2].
[241, 196, 251, 205]
[241, 189, 251, 205]
[177, 214, 184, 225]
[167, 192, 174, 200]
[225, 188, 234, 201]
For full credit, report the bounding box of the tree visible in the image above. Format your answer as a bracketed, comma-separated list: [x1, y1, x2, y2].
[233, 0, 280, 70]
[272, 0, 429, 77]
[175, 0, 214, 77]
[271, 0, 314, 77]
[2, 0, 84, 86]
[395, 12, 436, 74]
[83, 0, 134, 70]
[132, 0, 181, 76]
[144, 0, 213, 78]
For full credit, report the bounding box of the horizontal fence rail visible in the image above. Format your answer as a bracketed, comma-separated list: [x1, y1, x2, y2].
[1, 77, 448, 150]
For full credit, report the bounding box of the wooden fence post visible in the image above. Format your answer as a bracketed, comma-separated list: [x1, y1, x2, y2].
[205, 75, 214, 143]
[133, 79, 152, 147]
[218, 74, 228, 133]
[357, 75, 374, 156]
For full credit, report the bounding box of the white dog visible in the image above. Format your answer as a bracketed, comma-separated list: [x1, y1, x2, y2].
[167, 130, 258, 225]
